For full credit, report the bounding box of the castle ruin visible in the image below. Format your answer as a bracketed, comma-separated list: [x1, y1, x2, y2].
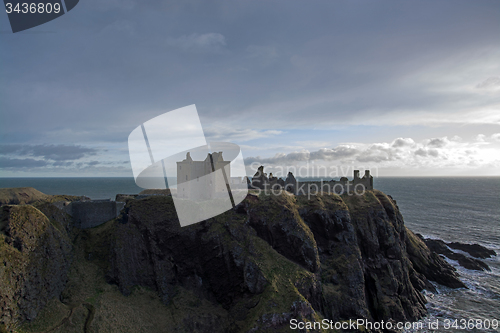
[177, 152, 232, 200]
[54, 199, 125, 229]
[176, 151, 373, 197]
[250, 166, 373, 195]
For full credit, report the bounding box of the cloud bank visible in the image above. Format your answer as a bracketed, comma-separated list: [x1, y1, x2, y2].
[245, 134, 500, 176]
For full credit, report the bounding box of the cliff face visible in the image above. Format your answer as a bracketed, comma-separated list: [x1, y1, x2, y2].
[104, 190, 463, 332]
[0, 189, 467, 333]
[0, 205, 72, 330]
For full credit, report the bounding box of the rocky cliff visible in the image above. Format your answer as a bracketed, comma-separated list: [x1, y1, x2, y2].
[0, 188, 475, 333]
[103, 190, 466, 332]
[0, 204, 72, 331]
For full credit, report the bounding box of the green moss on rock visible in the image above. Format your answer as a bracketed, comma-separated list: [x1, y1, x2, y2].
[0, 205, 72, 331]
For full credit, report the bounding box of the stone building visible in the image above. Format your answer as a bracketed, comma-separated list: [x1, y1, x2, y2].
[54, 199, 125, 229]
[251, 166, 298, 193]
[251, 166, 373, 195]
[176, 152, 231, 200]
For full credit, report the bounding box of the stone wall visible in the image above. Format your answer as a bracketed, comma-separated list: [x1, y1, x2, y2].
[69, 200, 122, 229]
[251, 166, 373, 195]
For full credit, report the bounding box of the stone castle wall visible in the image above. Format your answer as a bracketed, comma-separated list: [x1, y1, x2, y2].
[177, 152, 231, 200]
[64, 200, 124, 229]
[251, 166, 373, 195]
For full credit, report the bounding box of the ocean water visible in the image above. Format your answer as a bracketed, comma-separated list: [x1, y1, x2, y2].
[375, 177, 500, 333]
[0, 177, 145, 200]
[0, 176, 499, 331]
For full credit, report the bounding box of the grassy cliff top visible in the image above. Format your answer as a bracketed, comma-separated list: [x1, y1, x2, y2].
[0, 187, 89, 206]
[138, 189, 171, 195]
[0, 187, 49, 205]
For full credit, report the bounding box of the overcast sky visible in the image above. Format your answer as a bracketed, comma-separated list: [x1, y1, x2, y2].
[1, 0, 499, 178]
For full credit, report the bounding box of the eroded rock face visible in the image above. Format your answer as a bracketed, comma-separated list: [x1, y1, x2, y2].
[0, 188, 471, 333]
[106, 190, 466, 331]
[296, 191, 429, 323]
[405, 231, 466, 290]
[108, 196, 268, 308]
[349, 192, 429, 322]
[247, 197, 320, 274]
[0, 205, 72, 331]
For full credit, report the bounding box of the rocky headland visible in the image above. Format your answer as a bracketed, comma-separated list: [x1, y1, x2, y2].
[0, 187, 496, 332]
[417, 235, 495, 272]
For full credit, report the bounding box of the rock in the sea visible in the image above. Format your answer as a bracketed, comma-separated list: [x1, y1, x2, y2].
[418, 236, 493, 271]
[446, 242, 496, 259]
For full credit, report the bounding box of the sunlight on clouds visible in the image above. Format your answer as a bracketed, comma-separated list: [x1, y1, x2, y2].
[245, 135, 500, 176]
[491, 133, 500, 142]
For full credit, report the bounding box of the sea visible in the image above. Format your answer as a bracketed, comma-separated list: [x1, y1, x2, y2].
[374, 178, 500, 333]
[0, 176, 499, 332]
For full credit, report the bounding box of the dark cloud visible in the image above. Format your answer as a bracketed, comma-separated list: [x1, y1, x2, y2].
[205, 128, 282, 142]
[52, 161, 74, 167]
[1, 0, 499, 176]
[1, 0, 498, 145]
[414, 148, 439, 158]
[356, 144, 400, 163]
[392, 138, 415, 148]
[246, 146, 364, 164]
[426, 138, 448, 148]
[356, 154, 393, 163]
[0, 144, 98, 161]
[476, 77, 500, 89]
[309, 146, 360, 160]
[0, 144, 27, 155]
[414, 148, 427, 157]
[245, 151, 307, 165]
[0, 157, 48, 169]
